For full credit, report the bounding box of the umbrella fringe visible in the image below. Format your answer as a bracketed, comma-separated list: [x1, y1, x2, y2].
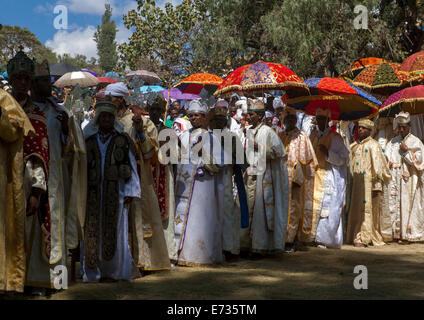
[215, 82, 308, 97]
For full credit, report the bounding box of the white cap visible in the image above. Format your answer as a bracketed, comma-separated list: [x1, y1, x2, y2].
[188, 99, 208, 114]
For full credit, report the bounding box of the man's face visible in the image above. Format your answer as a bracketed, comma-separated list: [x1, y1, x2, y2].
[358, 126, 371, 141]
[98, 112, 115, 131]
[10, 73, 32, 97]
[284, 114, 297, 132]
[172, 101, 181, 110]
[209, 115, 227, 130]
[33, 77, 52, 98]
[265, 117, 273, 127]
[246, 111, 262, 128]
[148, 106, 163, 125]
[229, 104, 238, 114]
[316, 115, 329, 131]
[398, 124, 410, 139]
[170, 109, 179, 120]
[188, 112, 206, 129]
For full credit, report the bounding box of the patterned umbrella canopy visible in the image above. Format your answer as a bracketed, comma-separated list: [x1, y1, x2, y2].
[174, 72, 223, 96]
[379, 85, 424, 117]
[399, 50, 424, 75]
[287, 77, 381, 120]
[340, 57, 388, 78]
[215, 61, 308, 98]
[351, 62, 422, 95]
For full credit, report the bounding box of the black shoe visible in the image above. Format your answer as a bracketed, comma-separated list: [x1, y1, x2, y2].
[284, 243, 295, 253]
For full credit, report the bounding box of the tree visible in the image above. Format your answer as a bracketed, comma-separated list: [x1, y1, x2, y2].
[119, 0, 210, 85]
[94, 4, 119, 72]
[0, 25, 57, 68]
[119, 0, 423, 82]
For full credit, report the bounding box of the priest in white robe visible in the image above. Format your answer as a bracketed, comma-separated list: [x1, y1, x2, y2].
[82, 101, 141, 281]
[309, 108, 349, 249]
[241, 99, 289, 255]
[385, 112, 424, 242]
[174, 100, 224, 266]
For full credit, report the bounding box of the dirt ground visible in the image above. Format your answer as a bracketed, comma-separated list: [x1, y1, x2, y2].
[4, 242, 424, 300]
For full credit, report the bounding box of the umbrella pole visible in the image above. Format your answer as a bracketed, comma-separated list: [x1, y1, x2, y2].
[163, 89, 171, 123]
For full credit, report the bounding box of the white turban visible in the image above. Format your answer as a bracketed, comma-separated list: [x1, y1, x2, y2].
[273, 97, 285, 110]
[105, 82, 129, 97]
[265, 111, 274, 119]
[235, 99, 248, 114]
[214, 98, 229, 109]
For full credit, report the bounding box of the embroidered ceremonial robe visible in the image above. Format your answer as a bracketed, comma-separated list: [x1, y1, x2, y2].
[82, 132, 141, 281]
[21, 99, 52, 288]
[0, 89, 33, 293]
[150, 122, 178, 261]
[279, 128, 317, 244]
[385, 133, 424, 241]
[120, 110, 171, 270]
[346, 137, 391, 246]
[174, 128, 223, 266]
[242, 123, 289, 254]
[33, 97, 86, 287]
[310, 127, 349, 248]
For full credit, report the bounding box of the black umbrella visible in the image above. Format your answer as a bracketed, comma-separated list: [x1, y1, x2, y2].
[49, 63, 79, 77]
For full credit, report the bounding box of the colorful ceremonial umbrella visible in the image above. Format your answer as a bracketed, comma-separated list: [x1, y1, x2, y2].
[54, 71, 100, 88]
[174, 72, 223, 96]
[214, 61, 308, 98]
[340, 57, 388, 78]
[399, 50, 424, 75]
[97, 77, 116, 84]
[378, 85, 424, 117]
[126, 70, 161, 85]
[351, 62, 422, 95]
[287, 77, 381, 120]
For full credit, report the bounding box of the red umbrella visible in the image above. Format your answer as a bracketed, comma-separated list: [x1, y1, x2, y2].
[97, 77, 117, 84]
[399, 50, 424, 75]
[174, 73, 223, 95]
[215, 61, 308, 98]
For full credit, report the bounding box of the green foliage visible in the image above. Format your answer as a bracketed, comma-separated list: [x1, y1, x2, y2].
[118, 0, 423, 81]
[94, 4, 119, 72]
[57, 53, 103, 74]
[0, 25, 58, 67]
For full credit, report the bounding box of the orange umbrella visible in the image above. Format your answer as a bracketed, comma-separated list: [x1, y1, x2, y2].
[174, 73, 223, 95]
[340, 57, 388, 78]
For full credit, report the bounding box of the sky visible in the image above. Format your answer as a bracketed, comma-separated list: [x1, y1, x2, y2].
[0, 0, 182, 59]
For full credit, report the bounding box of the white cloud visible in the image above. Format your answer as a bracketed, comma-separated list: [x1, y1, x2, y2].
[116, 23, 133, 45]
[45, 23, 133, 59]
[45, 26, 98, 58]
[55, 0, 138, 17]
